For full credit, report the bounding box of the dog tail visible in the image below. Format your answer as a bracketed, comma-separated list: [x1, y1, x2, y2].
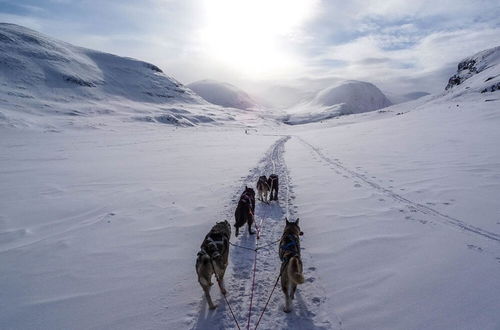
[290, 256, 304, 284]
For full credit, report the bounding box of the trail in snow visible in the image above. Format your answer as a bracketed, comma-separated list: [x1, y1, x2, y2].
[190, 137, 337, 330]
[295, 136, 500, 244]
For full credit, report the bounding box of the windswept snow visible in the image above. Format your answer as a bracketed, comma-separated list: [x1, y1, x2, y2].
[187, 79, 258, 110]
[283, 80, 392, 125]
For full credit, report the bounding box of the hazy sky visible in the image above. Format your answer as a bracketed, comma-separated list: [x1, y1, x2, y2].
[1, 0, 500, 95]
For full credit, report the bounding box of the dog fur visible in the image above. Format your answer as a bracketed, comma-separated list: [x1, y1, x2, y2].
[256, 175, 270, 203]
[234, 186, 256, 237]
[279, 218, 304, 313]
[267, 174, 279, 201]
[195, 220, 231, 309]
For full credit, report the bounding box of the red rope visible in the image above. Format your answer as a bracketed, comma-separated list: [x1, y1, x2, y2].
[254, 273, 281, 330]
[246, 250, 259, 329]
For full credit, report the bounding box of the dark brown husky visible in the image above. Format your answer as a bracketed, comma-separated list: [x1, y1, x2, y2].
[267, 174, 279, 201]
[234, 186, 256, 236]
[195, 220, 231, 309]
[279, 218, 304, 313]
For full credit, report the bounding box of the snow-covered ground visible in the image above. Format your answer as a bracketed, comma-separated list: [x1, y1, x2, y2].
[1, 24, 500, 330]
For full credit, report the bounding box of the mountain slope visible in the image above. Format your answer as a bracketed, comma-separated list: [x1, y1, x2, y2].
[0, 23, 240, 129]
[187, 79, 258, 110]
[283, 80, 392, 125]
[444, 45, 500, 96]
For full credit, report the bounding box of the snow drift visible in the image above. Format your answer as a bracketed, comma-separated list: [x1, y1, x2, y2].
[283, 80, 392, 125]
[187, 79, 258, 110]
[0, 23, 241, 129]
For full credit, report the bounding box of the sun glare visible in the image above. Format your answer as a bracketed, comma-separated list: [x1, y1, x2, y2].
[200, 0, 317, 78]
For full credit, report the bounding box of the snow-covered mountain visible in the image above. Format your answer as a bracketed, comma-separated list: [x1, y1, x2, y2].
[0, 23, 243, 129]
[187, 79, 258, 110]
[282, 80, 392, 125]
[444, 45, 500, 96]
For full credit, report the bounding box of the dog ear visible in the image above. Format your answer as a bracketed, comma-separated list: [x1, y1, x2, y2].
[285, 217, 289, 224]
[295, 218, 300, 225]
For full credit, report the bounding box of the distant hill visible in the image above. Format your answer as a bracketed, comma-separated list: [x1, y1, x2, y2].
[283, 80, 392, 125]
[187, 79, 258, 110]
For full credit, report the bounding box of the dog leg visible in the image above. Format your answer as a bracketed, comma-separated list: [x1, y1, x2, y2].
[218, 277, 227, 295]
[291, 283, 297, 300]
[284, 289, 292, 313]
[203, 286, 217, 309]
[235, 227, 239, 237]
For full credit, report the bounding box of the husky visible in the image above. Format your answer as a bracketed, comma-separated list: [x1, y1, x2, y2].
[279, 218, 304, 313]
[195, 220, 231, 310]
[234, 186, 256, 237]
[256, 175, 270, 203]
[267, 174, 279, 201]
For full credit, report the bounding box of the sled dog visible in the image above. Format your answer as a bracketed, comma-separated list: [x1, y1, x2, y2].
[267, 174, 279, 201]
[234, 186, 256, 236]
[195, 220, 231, 309]
[279, 218, 304, 313]
[256, 175, 270, 203]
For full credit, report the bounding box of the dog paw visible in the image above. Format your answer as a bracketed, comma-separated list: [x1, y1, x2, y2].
[221, 289, 227, 295]
[209, 304, 218, 310]
[283, 307, 292, 313]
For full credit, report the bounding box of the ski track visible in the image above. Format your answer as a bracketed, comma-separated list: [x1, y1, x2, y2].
[295, 136, 500, 244]
[190, 136, 337, 330]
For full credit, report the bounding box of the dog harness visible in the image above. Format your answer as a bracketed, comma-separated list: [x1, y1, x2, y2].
[199, 233, 229, 260]
[279, 233, 301, 262]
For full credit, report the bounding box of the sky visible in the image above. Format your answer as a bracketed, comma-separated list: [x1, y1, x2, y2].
[1, 0, 500, 96]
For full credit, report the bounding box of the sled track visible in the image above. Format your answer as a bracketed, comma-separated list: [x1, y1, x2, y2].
[191, 136, 335, 330]
[296, 136, 500, 244]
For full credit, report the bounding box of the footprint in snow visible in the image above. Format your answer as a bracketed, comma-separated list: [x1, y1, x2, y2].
[312, 297, 321, 305]
[467, 244, 483, 252]
[308, 266, 316, 271]
[354, 183, 362, 188]
[378, 198, 385, 202]
[306, 277, 315, 283]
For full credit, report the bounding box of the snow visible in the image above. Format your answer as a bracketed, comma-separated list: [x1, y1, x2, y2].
[187, 79, 258, 110]
[0, 23, 246, 130]
[1, 24, 500, 330]
[283, 80, 392, 125]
